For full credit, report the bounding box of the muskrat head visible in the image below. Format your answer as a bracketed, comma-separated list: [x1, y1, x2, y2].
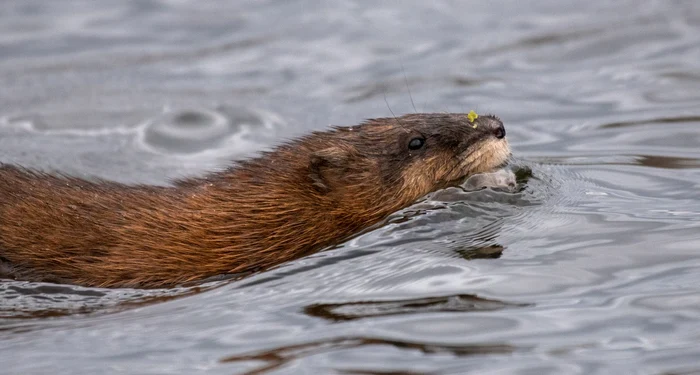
[305, 113, 510, 205]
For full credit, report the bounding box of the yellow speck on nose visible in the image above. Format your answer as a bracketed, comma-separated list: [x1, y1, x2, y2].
[467, 110, 478, 128]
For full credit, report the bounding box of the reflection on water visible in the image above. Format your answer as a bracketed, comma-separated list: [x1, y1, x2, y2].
[455, 244, 505, 260]
[221, 337, 520, 375]
[1, 0, 700, 374]
[304, 294, 530, 322]
[0, 280, 207, 320]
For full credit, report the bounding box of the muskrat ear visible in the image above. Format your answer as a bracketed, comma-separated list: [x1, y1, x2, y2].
[308, 146, 353, 193]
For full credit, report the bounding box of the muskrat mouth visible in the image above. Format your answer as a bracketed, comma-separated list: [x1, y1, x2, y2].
[474, 138, 511, 173]
[443, 157, 512, 190]
[447, 141, 511, 187]
[492, 158, 511, 171]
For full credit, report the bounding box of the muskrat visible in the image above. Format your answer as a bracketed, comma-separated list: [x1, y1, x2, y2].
[0, 113, 509, 288]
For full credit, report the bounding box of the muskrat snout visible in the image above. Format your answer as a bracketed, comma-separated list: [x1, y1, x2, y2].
[478, 115, 506, 139]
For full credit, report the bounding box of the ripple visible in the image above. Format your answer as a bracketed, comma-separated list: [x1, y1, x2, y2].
[304, 294, 530, 322]
[220, 336, 521, 375]
[142, 106, 268, 154]
[0, 280, 205, 321]
[600, 115, 700, 129]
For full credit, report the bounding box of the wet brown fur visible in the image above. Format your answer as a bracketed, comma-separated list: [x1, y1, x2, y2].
[0, 113, 510, 288]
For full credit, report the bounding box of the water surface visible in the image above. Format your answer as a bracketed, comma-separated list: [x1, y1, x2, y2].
[2, 1, 700, 374]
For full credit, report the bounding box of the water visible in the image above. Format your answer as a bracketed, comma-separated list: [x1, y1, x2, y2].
[2, 1, 700, 374]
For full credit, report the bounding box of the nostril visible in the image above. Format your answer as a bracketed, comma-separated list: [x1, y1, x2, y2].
[494, 125, 506, 139]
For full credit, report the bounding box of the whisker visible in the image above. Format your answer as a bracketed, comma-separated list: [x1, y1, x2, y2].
[383, 92, 409, 133]
[401, 64, 417, 113]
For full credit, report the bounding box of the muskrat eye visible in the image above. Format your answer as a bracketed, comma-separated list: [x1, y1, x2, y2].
[408, 137, 425, 150]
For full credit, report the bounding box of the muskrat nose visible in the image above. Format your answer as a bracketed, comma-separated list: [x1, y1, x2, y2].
[494, 124, 506, 139]
[479, 115, 506, 139]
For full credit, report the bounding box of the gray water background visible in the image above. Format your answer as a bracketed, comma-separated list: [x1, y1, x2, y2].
[2, 1, 700, 374]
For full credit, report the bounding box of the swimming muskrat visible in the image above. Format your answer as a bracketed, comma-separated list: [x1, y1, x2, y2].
[0, 113, 509, 288]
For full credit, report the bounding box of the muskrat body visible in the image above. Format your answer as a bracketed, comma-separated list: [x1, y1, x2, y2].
[0, 113, 509, 288]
